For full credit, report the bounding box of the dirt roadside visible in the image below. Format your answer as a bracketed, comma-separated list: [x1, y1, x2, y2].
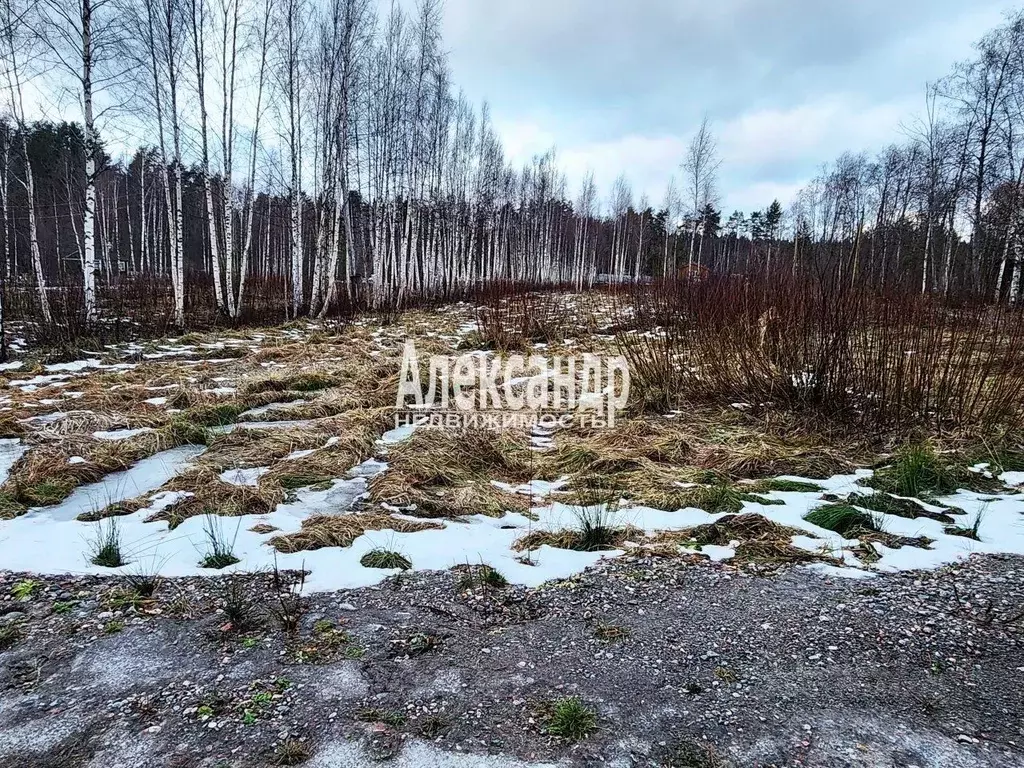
[1, 553, 1022, 768]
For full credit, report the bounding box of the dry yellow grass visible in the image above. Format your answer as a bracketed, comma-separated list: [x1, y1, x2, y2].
[368, 427, 535, 518]
[546, 419, 691, 476]
[152, 466, 285, 528]
[373, 476, 531, 519]
[648, 513, 838, 566]
[269, 512, 442, 552]
[512, 524, 644, 552]
[0, 427, 201, 513]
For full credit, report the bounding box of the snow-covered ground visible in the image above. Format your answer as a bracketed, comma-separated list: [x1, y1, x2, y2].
[2, 420, 1023, 593]
[2, 313, 1023, 594]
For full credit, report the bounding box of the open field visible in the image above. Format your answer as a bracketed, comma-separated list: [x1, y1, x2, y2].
[1, 289, 1024, 767]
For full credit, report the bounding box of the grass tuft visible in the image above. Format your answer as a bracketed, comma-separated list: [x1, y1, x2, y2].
[0, 622, 21, 650]
[89, 519, 127, 567]
[804, 504, 879, 537]
[359, 548, 412, 570]
[841, 491, 956, 523]
[271, 738, 311, 766]
[355, 708, 407, 727]
[574, 503, 621, 551]
[945, 507, 987, 540]
[124, 567, 162, 598]
[220, 577, 262, 632]
[865, 442, 997, 498]
[544, 696, 597, 742]
[269, 565, 306, 634]
[457, 563, 508, 590]
[748, 478, 823, 493]
[11, 579, 38, 601]
[198, 515, 241, 569]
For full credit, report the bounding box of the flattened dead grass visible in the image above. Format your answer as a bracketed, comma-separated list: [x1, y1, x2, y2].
[670, 513, 809, 546]
[650, 513, 834, 566]
[242, 370, 340, 395]
[383, 478, 532, 519]
[545, 409, 864, 507]
[200, 427, 330, 470]
[513, 524, 644, 552]
[0, 427, 202, 515]
[0, 413, 26, 438]
[269, 512, 442, 553]
[548, 420, 690, 475]
[369, 427, 534, 518]
[152, 466, 285, 528]
[384, 427, 535, 484]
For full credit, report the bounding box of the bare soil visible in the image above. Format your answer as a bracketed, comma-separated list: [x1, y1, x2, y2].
[1, 553, 1022, 768]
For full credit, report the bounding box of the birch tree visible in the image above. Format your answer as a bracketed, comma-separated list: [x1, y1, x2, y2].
[682, 115, 720, 270]
[0, 0, 51, 323]
[37, 0, 126, 321]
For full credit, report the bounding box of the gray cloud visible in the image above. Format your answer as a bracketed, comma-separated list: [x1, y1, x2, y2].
[434, 0, 1015, 213]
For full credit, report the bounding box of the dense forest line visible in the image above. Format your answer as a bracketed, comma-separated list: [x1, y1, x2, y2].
[0, 0, 1023, 327]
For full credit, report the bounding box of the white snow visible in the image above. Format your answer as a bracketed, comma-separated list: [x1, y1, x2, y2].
[4, 406, 1024, 591]
[20, 445, 205, 522]
[21, 412, 67, 425]
[44, 359, 103, 373]
[379, 422, 419, 444]
[93, 428, 154, 441]
[9, 374, 70, 391]
[218, 467, 271, 487]
[238, 399, 306, 419]
[492, 477, 570, 499]
[209, 419, 313, 435]
[143, 397, 169, 406]
[1000, 471, 1024, 486]
[0, 439, 27, 485]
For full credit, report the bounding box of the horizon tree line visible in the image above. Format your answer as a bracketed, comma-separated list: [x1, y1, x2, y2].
[0, 0, 1023, 328]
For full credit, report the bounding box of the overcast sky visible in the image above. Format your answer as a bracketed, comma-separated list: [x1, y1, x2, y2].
[435, 0, 1017, 214]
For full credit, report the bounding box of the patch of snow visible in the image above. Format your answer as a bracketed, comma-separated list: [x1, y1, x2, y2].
[492, 477, 569, 499]
[699, 544, 736, 562]
[93, 428, 153, 441]
[21, 412, 66, 425]
[0, 361, 23, 371]
[68, 456, 87, 465]
[379, 423, 418, 444]
[209, 419, 313, 435]
[218, 467, 270, 487]
[143, 397, 169, 406]
[6, 447, 1024, 592]
[1000, 471, 1024, 486]
[10, 374, 70, 391]
[348, 458, 388, 477]
[803, 562, 878, 580]
[20, 445, 205, 522]
[0, 438, 27, 484]
[238, 399, 306, 419]
[44, 358, 103, 373]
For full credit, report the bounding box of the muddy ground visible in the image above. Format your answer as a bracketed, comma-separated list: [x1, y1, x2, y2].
[1, 552, 1022, 768]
